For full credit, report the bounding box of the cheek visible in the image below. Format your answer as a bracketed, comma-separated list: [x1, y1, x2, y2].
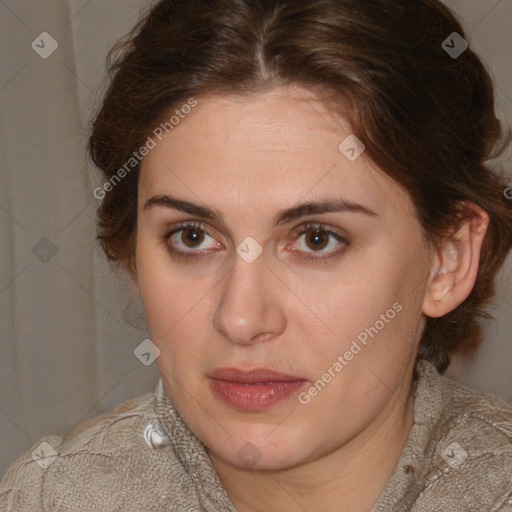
[142, 270, 211, 393]
[292, 267, 396, 336]
[292, 253, 425, 368]
[136, 238, 211, 334]
[141, 274, 210, 343]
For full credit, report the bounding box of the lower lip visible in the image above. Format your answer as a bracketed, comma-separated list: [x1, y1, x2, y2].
[209, 379, 307, 411]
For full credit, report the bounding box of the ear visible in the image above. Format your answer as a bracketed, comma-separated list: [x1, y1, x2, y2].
[422, 201, 489, 318]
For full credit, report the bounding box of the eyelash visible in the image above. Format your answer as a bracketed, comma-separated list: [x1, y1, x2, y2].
[161, 221, 349, 262]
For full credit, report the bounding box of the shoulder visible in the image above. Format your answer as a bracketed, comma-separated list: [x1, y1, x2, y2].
[413, 361, 512, 511]
[0, 389, 198, 511]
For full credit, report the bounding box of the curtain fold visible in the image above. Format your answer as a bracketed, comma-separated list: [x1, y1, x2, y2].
[0, 0, 159, 476]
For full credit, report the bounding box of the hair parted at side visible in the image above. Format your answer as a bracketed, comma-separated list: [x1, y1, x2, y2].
[89, 0, 512, 374]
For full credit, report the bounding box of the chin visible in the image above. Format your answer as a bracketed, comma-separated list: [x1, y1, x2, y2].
[206, 426, 312, 471]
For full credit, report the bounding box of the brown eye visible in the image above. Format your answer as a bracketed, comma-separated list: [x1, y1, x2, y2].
[304, 230, 329, 251]
[165, 222, 220, 258]
[181, 228, 205, 248]
[292, 223, 349, 261]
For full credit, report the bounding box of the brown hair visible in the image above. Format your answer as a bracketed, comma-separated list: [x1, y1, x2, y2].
[89, 0, 512, 373]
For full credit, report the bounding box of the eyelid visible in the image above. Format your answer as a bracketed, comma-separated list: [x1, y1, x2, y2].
[293, 222, 348, 240]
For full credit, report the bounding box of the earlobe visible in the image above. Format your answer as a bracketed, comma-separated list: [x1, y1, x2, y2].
[422, 202, 489, 319]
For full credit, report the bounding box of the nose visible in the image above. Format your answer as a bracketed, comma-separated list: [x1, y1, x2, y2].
[212, 251, 286, 346]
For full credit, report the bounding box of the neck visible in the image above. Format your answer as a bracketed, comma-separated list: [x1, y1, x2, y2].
[210, 378, 416, 512]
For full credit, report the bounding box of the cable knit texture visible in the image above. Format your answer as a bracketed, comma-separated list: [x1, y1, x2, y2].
[1, 359, 511, 511]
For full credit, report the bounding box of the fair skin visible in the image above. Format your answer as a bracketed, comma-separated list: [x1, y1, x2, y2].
[133, 85, 488, 512]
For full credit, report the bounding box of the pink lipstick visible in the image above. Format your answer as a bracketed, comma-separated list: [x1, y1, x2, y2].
[209, 368, 307, 411]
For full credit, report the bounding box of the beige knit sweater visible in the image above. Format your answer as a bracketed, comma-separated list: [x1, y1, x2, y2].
[1, 359, 511, 511]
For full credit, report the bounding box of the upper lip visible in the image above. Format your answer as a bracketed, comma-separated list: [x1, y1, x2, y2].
[209, 368, 304, 383]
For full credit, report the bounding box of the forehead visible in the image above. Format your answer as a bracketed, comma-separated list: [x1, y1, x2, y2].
[138, 86, 414, 221]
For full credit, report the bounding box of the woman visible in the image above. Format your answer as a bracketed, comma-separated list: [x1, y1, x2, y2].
[1, 0, 512, 510]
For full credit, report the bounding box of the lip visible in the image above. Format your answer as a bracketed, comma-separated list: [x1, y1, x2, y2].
[210, 368, 303, 383]
[208, 368, 307, 411]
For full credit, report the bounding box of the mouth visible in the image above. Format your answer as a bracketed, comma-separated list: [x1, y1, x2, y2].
[208, 368, 307, 411]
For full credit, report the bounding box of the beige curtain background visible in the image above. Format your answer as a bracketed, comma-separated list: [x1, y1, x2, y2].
[0, 0, 511, 476]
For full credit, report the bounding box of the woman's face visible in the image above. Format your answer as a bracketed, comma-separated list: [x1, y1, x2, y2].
[135, 86, 434, 470]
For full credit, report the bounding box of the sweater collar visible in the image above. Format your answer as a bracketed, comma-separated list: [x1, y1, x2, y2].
[152, 379, 238, 511]
[371, 359, 450, 511]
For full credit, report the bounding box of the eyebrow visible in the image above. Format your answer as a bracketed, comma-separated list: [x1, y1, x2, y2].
[143, 194, 378, 227]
